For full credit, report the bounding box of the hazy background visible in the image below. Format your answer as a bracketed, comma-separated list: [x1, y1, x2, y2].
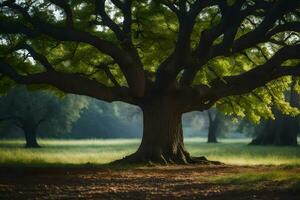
[0, 87, 243, 139]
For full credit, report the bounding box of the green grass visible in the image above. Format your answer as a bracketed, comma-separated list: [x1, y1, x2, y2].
[186, 138, 300, 166]
[208, 170, 300, 191]
[0, 138, 299, 166]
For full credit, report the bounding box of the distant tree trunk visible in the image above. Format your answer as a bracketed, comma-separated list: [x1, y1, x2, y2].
[116, 97, 209, 164]
[23, 120, 40, 148]
[251, 80, 299, 146]
[250, 114, 299, 146]
[207, 110, 222, 143]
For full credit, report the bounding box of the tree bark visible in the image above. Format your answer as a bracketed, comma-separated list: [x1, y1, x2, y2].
[207, 127, 218, 143]
[207, 111, 221, 143]
[250, 114, 299, 146]
[114, 98, 211, 164]
[23, 122, 40, 148]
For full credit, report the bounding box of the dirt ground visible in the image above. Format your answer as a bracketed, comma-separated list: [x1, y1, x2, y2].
[0, 164, 299, 200]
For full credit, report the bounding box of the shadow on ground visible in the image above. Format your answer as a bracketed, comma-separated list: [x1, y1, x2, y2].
[0, 164, 299, 200]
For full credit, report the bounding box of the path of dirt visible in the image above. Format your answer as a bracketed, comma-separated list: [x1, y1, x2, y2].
[0, 164, 299, 200]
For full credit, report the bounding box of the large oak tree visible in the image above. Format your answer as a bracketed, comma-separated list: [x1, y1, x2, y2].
[0, 0, 300, 164]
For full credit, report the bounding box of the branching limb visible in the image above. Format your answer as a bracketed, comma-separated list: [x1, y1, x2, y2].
[10, 43, 55, 72]
[48, 0, 73, 27]
[186, 44, 300, 111]
[86, 60, 121, 87]
[0, 1, 145, 97]
[95, 0, 126, 41]
[181, 0, 300, 86]
[0, 59, 136, 104]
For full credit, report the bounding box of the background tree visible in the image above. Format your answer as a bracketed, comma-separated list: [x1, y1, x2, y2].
[0, 0, 299, 163]
[72, 99, 142, 138]
[250, 112, 299, 146]
[250, 79, 300, 146]
[207, 110, 223, 143]
[0, 86, 89, 147]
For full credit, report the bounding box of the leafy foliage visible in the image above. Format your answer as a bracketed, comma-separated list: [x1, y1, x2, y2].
[0, 0, 299, 123]
[0, 86, 89, 136]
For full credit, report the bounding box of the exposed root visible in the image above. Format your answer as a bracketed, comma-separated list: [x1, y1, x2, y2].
[111, 151, 223, 166]
[190, 156, 223, 165]
[111, 152, 167, 166]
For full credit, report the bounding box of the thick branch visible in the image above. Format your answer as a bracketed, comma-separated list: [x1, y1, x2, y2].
[1, 2, 145, 97]
[180, 0, 245, 86]
[187, 44, 300, 111]
[12, 43, 55, 72]
[95, 0, 126, 41]
[153, 0, 223, 92]
[182, 0, 300, 86]
[0, 59, 136, 104]
[218, 0, 300, 56]
[48, 0, 73, 27]
[92, 61, 121, 87]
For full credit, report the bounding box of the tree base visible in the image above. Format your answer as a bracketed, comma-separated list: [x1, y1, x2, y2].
[207, 141, 218, 143]
[113, 100, 223, 166]
[25, 143, 41, 148]
[249, 136, 298, 146]
[249, 140, 298, 146]
[111, 152, 222, 166]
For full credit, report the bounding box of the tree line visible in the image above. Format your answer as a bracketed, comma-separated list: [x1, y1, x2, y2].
[0, 86, 299, 148]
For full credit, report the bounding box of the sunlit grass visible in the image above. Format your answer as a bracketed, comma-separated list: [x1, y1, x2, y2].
[186, 138, 300, 166]
[0, 139, 139, 166]
[0, 138, 299, 166]
[207, 170, 300, 191]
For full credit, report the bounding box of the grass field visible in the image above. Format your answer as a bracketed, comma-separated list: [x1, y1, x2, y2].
[0, 137, 299, 166]
[1, 138, 300, 199]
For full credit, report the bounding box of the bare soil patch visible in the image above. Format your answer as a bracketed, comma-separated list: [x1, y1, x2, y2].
[0, 164, 299, 200]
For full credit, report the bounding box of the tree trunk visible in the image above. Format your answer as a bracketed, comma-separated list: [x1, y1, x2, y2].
[115, 98, 210, 164]
[23, 122, 40, 148]
[207, 126, 218, 143]
[207, 111, 221, 143]
[250, 114, 298, 146]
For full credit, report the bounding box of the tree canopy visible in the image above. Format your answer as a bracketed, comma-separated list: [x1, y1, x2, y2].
[0, 0, 299, 121]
